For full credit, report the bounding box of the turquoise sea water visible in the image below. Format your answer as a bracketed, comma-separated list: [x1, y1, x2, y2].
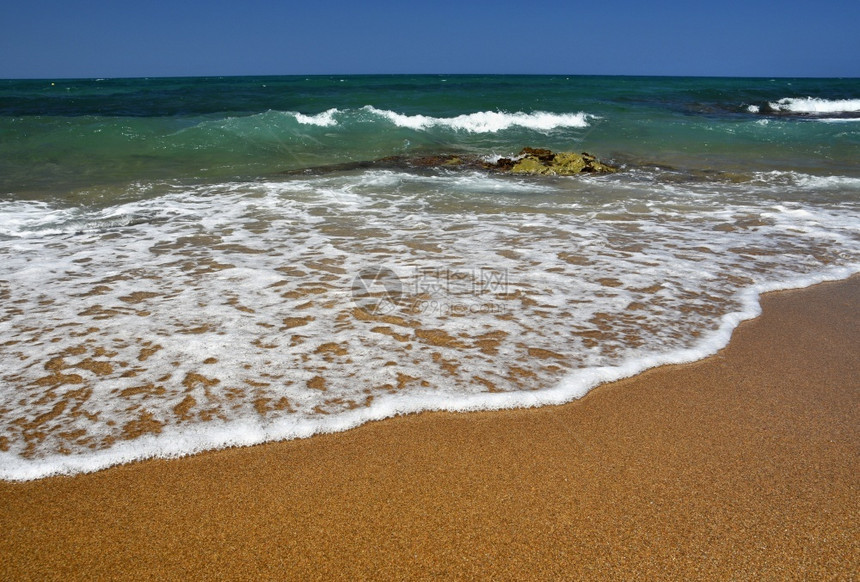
[1, 75, 858, 479]
[3, 75, 858, 194]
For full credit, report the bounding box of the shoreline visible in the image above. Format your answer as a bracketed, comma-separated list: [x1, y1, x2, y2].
[1, 276, 858, 579]
[3, 269, 856, 482]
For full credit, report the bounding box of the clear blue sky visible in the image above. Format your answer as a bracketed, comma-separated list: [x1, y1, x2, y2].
[2, 0, 858, 78]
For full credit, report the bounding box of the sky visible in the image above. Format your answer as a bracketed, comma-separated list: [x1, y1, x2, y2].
[1, 0, 858, 79]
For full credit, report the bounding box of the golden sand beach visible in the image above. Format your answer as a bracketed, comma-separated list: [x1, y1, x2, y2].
[1, 276, 857, 580]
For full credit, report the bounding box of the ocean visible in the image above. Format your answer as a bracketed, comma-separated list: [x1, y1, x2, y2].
[1, 75, 858, 480]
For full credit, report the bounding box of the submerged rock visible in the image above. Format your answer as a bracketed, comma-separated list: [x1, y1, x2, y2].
[509, 148, 617, 175]
[280, 148, 617, 176]
[510, 156, 551, 175]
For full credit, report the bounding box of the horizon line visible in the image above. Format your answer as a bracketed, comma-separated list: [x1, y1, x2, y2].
[2, 72, 859, 82]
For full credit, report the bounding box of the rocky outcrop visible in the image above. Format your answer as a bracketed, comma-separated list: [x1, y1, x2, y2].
[282, 148, 618, 176]
[407, 148, 617, 175]
[501, 147, 617, 175]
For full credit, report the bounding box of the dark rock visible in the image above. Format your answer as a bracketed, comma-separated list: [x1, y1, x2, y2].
[518, 147, 555, 163]
[279, 148, 617, 177]
[492, 157, 517, 171]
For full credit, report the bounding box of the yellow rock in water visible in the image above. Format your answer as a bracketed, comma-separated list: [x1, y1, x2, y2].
[511, 156, 553, 175]
[509, 150, 617, 175]
[551, 152, 588, 174]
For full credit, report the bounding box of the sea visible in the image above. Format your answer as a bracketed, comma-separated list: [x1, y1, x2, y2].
[1, 75, 858, 480]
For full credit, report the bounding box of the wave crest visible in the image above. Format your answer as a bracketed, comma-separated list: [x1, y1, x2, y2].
[362, 106, 593, 133]
[767, 97, 860, 115]
[221, 107, 595, 134]
[293, 108, 340, 127]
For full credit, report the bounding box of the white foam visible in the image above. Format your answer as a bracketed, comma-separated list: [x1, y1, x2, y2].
[376, 170, 555, 194]
[2, 266, 856, 483]
[815, 117, 860, 123]
[294, 108, 339, 127]
[1, 169, 858, 481]
[362, 106, 593, 133]
[0, 200, 146, 238]
[749, 170, 860, 190]
[768, 97, 860, 114]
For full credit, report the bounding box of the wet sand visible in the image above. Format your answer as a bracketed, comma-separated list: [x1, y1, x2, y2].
[1, 277, 858, 580]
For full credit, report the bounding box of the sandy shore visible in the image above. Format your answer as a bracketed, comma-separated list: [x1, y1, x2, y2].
[1, 277, 858, 580]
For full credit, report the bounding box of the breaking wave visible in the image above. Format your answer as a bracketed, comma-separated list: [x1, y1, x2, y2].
[767, 97, 860, 114]
[360, 107, 593, 133]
